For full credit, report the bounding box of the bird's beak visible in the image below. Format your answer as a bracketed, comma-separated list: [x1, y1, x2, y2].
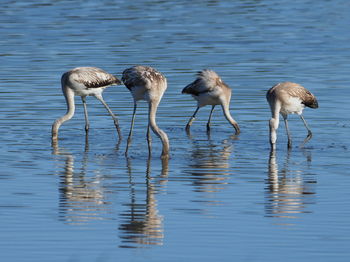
[233, 123, 240, 135]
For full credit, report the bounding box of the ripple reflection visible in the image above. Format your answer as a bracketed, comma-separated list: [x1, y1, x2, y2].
[119, 157, 168, 248]
[53, 139, 108, 225]
[265, 149, 316, 224]
[184, 133, 235, 196]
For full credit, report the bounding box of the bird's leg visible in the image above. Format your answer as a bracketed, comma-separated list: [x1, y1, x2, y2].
[282, 115, 292, 149]
[300, 114, 312, 136]
[125, 103, 137, 156]
[95, 94, 122, 140]
[300, 114, 313, 147]
[81, 96, 89, 133]
[115, 135, 122, 152]
[147, 124, 152, 156]
[186, 107, 200, 132]
[221, 103, 240, 135]
[84, 132, 89, 152]
[206, 105, 215, 132]
[146, 154, 152, 179]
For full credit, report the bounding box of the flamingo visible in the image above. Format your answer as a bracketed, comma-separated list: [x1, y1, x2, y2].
[182, 69, 240, 134]
[266, 82, 318, 149]
[52, 67, 122, 141]
[122, 65, 170, 159]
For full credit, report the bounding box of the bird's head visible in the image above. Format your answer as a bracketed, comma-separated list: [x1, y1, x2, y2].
[309, 99, 319, 109]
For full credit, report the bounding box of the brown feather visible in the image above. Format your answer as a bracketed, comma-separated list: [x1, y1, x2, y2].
[70, 67, 121, 89]
[267, 82, 318, 108]
[182, 69, 228, 96]
[122, 65, 165, 91]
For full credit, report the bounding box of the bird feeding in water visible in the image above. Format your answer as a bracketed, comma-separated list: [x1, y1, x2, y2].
[52, 67, 122, 141]
[266, 82, 318, 149]
[122, 65, 170, 159]
[182, 69, 240, 134]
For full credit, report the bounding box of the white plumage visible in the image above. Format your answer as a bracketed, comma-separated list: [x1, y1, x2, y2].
[266, 82, 318, 149]
[52, 67, 122, 141]
[122, 65, 170, 159]
[182, 69, 240, 134]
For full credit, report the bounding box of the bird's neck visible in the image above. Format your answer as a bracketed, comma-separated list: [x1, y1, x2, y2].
[148, 101, 170, 158]
[52, 87, 75, 139]
[221, 103, 240, 135]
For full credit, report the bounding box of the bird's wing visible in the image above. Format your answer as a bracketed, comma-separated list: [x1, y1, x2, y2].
[122, 67, 147, 90]
[182, 69, 223, 95]
[182, 78, 216, 95]
[122, 66, 165, 90]
[72, 67, 119, 88]
[283, 82, 318, 108]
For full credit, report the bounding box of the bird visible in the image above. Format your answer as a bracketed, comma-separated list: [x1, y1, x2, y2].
[52, 67, 122, 141]
[181, 69, 240, 134]
[121, 65, 170, 159]
[266, 82, 318, 149]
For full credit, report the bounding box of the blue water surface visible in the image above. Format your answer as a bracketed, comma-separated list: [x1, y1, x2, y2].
[0, 0, 350, 261]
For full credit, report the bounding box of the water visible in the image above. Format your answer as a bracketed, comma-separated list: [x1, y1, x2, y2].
[1, 0, 350, 261]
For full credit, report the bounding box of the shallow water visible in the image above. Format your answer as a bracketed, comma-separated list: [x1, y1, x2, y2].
[1, 0, 350, 261]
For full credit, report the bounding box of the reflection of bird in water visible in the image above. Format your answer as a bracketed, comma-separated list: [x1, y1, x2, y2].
[185, 134, 234, 194]
[52, 67, 122, 142]
[182, 69, 240, 135]
[52, 142, 107, 225]
[119, 156, 168, 247]
[266, 82, 318, 149]
[266, 149, 316, 221]
[122, 65, 170, 159]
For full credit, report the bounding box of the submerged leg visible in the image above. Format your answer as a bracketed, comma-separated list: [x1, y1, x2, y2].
[206, 105, 215, 132]
[95, 94, 122, 139]
[186, 107, 200, 132]
[125, 103, 137, 156]
[84, 132, 89, 152]
[81, 96, 89, 133]
[300, 114, 313, 147]
[282, 114, 292, 149]
[147, 124, 152, 156]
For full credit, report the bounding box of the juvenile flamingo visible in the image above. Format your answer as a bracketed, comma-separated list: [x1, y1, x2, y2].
[266, 82, 318, 149]
[52, 67, 122, 141]
[122, 65, 170, 159]
[182, 69, 240, 134]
